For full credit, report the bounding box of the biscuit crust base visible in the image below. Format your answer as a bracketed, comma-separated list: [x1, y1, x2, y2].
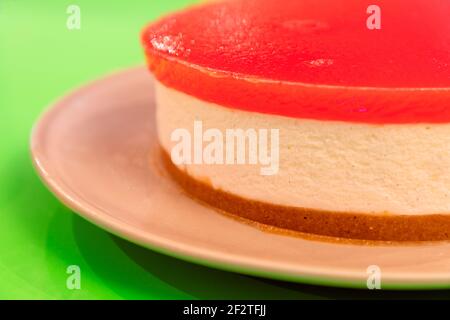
[161, 150, 450, 241]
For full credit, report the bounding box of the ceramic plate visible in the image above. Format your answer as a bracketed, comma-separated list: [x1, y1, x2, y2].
[30, 67, 450, 290]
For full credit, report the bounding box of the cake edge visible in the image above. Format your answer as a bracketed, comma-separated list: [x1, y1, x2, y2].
[160, 148, 450, 242]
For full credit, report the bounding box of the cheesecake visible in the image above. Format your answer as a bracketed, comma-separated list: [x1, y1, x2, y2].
[141, 0, 450, 241]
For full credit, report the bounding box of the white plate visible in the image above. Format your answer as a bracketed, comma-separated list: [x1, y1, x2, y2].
[31, 67, 450, 290]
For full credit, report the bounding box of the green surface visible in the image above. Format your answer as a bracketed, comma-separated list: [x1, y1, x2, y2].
[1, 0, 450, 299]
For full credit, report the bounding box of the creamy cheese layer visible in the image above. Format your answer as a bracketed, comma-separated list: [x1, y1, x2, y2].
[155, 80, 450, 215]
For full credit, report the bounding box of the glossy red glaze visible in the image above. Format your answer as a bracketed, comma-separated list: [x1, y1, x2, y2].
[142, 0, 450, 123]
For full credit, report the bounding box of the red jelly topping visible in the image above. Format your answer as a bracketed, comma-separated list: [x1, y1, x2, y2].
[142, 0, 450, 124]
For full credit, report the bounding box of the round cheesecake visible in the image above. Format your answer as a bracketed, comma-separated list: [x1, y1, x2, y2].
[142, 0, 450, 241]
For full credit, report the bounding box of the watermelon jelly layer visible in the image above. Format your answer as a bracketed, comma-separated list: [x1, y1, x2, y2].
[142, 0, 450, 240]
[142, 0, 450, 124]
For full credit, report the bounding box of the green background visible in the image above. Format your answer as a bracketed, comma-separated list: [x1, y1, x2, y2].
[1, 0, 449, 299]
